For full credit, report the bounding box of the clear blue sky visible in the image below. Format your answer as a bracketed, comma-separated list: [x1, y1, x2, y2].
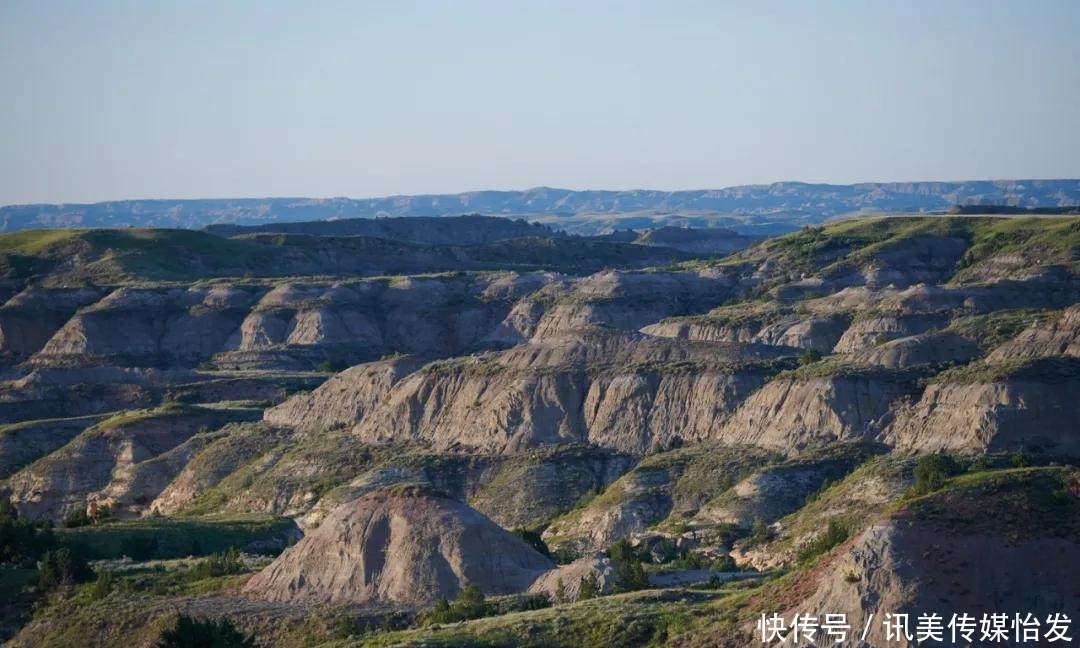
[1, 0, 1078, 204]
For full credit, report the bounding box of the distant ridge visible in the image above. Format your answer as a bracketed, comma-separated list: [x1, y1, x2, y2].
[2, 179, 1079, 235]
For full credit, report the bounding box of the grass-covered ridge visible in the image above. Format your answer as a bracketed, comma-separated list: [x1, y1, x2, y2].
[730, 215, 1080, 284]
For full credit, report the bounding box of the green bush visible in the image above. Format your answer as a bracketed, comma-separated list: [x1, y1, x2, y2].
[512, 528, 551, 559]
[418, 583, 494, 625]
[612, 557, 649, 593]
[156, 614, 256, 648]
[799, 349, 823, 366]
[578, 571, 599, 600]
[317, 359, 348, 373]
[89, 569, 115, 600]
[797, 519, 850, 563]
[913, 454, 961, 496]
[190, 547, 245, 579]
[0, 497, 56, 567]
[63, 509, 92, 529]
[38, 548, 93, 590]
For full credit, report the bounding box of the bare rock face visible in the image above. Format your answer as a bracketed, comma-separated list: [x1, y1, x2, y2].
[527, 555, 615, 601]
[717, 374, 915, 453]
[0, 288, 103, 360]
[0, 414, 105, 479]
[34, 287, 258, 366]
[832, 313, 949, 353]
[243, 488, 554, 605]
[781, 469, 1080, 647]
[4, 406, 256, 521]
[849, 332, 981, 368]
[987, 305, 1080, 361]
[885, 369, 1080, 455]
[352, 331, 785, 455]
[262, 357, 425, 433]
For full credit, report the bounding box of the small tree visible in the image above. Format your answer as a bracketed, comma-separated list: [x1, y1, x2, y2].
[578, 571, 598, 600]
[38, 548, 93, 590]
[799, 349, 823, 366]
[156, 615, 256, 648]
[554, 577, 567, 604]
[455, 583, 489, 619]
[612, 557, 649, 593]
[90, 569, 115, 600]
[912, 454, 960, 495]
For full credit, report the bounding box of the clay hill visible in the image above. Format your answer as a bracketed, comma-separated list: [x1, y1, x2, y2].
[242, 487, 555, 605]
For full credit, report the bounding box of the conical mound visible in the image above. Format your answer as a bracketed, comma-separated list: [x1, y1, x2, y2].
[243, 485, 554, 605]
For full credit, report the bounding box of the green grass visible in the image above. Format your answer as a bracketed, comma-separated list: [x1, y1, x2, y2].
[0, 229, 82, 255]
[732, 216, 1080, 287]
[930, 355, 1080, 384]
[56, 515, 296, 560]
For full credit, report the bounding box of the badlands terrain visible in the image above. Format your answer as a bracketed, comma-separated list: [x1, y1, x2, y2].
[0, 214, 1077, 647]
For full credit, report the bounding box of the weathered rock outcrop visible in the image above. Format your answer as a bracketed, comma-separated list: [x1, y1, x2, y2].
[542, 444, 778, 553]
[34, 287, 259, 366]
[885, 359, 1080, 455]
[987, 305, 1080, 361]
[243, 488, 554, 605]
[848, 332, 980, 368]
[262, 357, 424, 433]
[0, 414, 105, 479]
[5, 405, 258, 520]
[716, 372, 918, 452]
[779, 469, 1080, 647]
[0, 288, 103, 360]
[832, 313, 949, 353]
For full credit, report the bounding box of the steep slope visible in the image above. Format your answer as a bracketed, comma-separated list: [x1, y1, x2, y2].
[352, 329, 792, 454]
[715, 366, 921, 453]
[262, 357, 424, 432]
[773, 468, 1080, 647]
[4, 404, 259, 521]
[242, 487, 555, 605]
[885, 357, 1080, 456]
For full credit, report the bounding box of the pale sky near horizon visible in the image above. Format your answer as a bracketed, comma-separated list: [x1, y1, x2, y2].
[1, 0, 1078, 205]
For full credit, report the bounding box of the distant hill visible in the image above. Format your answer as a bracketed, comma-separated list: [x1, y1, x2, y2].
[205, 214, 560, 245]
[2, 179, 1079, 235]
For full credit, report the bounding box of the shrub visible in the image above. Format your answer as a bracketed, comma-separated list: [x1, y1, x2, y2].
[89, 569, 115, 600]
[317, 359, 348, 373]
[799, 349, 823, 366]
[797, 519, 850, 563]
[417, 583, 493, 625]
[0, 497, 56, 567]
[749, 519, 772, 545]
[156, 615, 256, 648]
[912, 454, 961, 496]
[190, 547, 245, 579]
[612, 556, 649, 593]
[38, 548, 93, 590]
[512, 528, 551, 559]
[578, 571, 599, 600]
[63, 509, 92, 529]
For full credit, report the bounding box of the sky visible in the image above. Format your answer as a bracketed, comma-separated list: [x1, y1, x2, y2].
[1, 0, 1078, 205]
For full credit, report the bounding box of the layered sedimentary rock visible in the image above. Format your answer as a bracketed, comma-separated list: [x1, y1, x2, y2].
[885, 359, 1080, 455]
[262, 357, 425, 433]
[716, 372, 917, 452]
[5, 405, 258, 520]
[351, 330, 791, 455]
[779, 469, 1080, 647]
